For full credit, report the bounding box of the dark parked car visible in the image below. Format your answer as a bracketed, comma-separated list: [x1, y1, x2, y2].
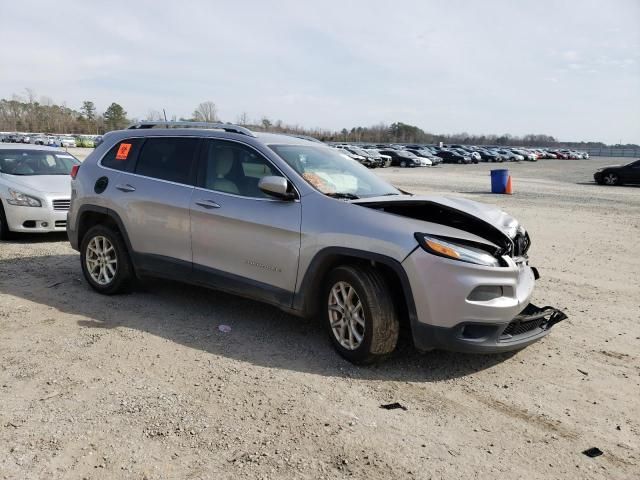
[435, 150, 472, 164]
[405, 149, 441, 165]
[378, 149, 421, 167]
[477, 149, 502, 162]
[594, 159, 640, 186]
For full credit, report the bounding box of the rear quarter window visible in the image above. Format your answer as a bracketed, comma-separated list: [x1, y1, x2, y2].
[101, 138, 144, 171]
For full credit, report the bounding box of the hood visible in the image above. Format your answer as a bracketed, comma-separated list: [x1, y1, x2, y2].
[352, 194, 525, 255]
[2, 174, 71, 195]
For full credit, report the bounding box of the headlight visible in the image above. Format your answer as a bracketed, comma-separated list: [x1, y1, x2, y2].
[6, 189, 42, 207]
[415, 233, 501, 267]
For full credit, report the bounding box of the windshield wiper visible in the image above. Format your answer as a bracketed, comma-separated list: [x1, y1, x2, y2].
[326, 192, 360, 200]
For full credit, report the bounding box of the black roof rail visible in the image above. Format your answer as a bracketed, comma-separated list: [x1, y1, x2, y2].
[126, 121, 256, 138]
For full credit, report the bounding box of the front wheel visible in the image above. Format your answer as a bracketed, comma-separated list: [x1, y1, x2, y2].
[603, 173, 620, 186]
[400, 160, 407, 168]
[323, 265, 399, 364]
[81, 225, 134, 294]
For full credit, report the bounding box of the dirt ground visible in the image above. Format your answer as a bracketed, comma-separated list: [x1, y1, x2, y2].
[1, 154, 639, 479]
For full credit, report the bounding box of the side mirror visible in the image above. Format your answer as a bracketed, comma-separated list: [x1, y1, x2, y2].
[258, 176, 296, 200]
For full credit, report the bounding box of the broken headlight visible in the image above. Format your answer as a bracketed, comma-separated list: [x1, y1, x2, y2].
[415, 233, 501, 267]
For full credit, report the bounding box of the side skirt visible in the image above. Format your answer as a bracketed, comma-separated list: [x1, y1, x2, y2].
[131, 253, 298, 314]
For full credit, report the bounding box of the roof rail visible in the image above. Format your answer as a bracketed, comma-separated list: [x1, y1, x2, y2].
[126, 121, 256, 138]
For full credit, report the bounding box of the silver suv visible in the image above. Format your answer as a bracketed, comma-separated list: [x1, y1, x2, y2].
[67, 122, 566, 364]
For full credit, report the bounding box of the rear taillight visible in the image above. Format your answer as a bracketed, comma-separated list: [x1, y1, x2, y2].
[70, 165, 80, 179]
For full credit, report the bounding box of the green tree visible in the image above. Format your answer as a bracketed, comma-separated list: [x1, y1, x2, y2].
[103, 102, 128, 131]
[81, 101, 96, 121]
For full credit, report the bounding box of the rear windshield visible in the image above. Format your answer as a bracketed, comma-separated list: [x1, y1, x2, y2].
[0, 150, 80, 175]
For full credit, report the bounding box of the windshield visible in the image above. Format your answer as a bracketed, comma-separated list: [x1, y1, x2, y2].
[270, 144, 401, 198]
[0, 150, 80, 175]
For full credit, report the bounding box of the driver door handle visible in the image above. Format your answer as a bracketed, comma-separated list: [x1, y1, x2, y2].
[195, 199, 221, 209]
[115, 184, 136, 192]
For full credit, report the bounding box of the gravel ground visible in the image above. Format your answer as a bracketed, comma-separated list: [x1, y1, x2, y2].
[1, 155, 638, 479]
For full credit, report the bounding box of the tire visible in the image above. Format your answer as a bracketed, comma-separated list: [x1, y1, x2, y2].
[80, 225, 134, 294]
[0, 202, 13, 240]
[603, 173, 620, 186]
[400, 160, 407, 168]
[323, 265, 399, 364]
[457, 159, 462, 164]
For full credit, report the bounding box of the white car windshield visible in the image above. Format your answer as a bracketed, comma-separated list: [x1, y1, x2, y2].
[270, 144, 401, 198]
[0, 150, 80, 175]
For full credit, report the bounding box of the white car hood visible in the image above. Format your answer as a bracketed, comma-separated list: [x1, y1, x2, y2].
[3, 174, 71, 195]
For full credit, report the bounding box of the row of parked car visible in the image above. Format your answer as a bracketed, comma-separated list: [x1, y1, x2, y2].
[332, 143, 589, 168]
[0, 132, 104, 148]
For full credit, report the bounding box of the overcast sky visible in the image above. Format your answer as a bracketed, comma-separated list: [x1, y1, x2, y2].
[1, 0, 638, 143]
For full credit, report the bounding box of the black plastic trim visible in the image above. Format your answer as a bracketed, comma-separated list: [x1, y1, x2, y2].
[293, 247, 418, 325]
[133, 253, 294, 310]
[71, 205, 134, 254]
[412, 303, 567, 353]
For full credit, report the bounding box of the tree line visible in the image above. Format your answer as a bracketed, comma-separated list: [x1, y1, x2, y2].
[1, 92, 635, 148]
[0, 91, 129, 134]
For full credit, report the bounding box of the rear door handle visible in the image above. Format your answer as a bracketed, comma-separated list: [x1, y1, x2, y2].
[115, 184, 136, 192]
[195, 199, 221, 209]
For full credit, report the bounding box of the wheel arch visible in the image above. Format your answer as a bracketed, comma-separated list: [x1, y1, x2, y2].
[75, 205, 134, 255]
[294, 247, 418, 327]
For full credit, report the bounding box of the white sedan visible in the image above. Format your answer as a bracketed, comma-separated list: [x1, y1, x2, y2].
[0, 144, 79, 238]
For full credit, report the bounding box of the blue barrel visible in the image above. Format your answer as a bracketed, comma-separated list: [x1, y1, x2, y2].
[490, 169, 509, 193]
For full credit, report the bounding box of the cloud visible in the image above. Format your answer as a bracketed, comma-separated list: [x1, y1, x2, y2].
[0, 0, 638, 143]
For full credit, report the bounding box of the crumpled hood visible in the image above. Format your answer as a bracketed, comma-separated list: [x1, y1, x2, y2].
[419, 195, 520, 237]
[2, 174, 71, 195]
[353, 194, 522, 240]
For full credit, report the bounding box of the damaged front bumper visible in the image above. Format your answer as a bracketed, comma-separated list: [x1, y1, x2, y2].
[412, 303, 567, 353]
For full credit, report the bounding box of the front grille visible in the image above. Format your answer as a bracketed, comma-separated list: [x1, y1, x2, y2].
[502, 317, 546, 336]
[500, 304, 567, 340]
[53, 199, 71, 211]
[55, 220, 66, 228]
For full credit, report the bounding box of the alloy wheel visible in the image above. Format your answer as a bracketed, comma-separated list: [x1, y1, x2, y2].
[328, 281, 365, 350]
[604, 173, 618, 185]
[85, 235, 118, 285]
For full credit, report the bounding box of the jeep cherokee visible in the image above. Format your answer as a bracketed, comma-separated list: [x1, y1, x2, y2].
[67, 122, 566, 364]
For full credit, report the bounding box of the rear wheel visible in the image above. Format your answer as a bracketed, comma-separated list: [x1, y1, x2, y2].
[81, 225, 134, 294]
[323, 265, 399, 364]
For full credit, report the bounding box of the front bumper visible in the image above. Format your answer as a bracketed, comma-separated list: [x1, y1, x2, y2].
[402, 248, 566, 353]
[411, 303, 567, 353]
[3, 199, 68, 233]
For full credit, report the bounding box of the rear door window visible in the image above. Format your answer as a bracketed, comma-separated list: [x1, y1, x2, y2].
[135, 137, 199, 185]
[101, 138, 144, 172]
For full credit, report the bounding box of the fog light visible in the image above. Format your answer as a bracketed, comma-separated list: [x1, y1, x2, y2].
[468, 285, 504, 301]
[41, 222, 48, 227]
